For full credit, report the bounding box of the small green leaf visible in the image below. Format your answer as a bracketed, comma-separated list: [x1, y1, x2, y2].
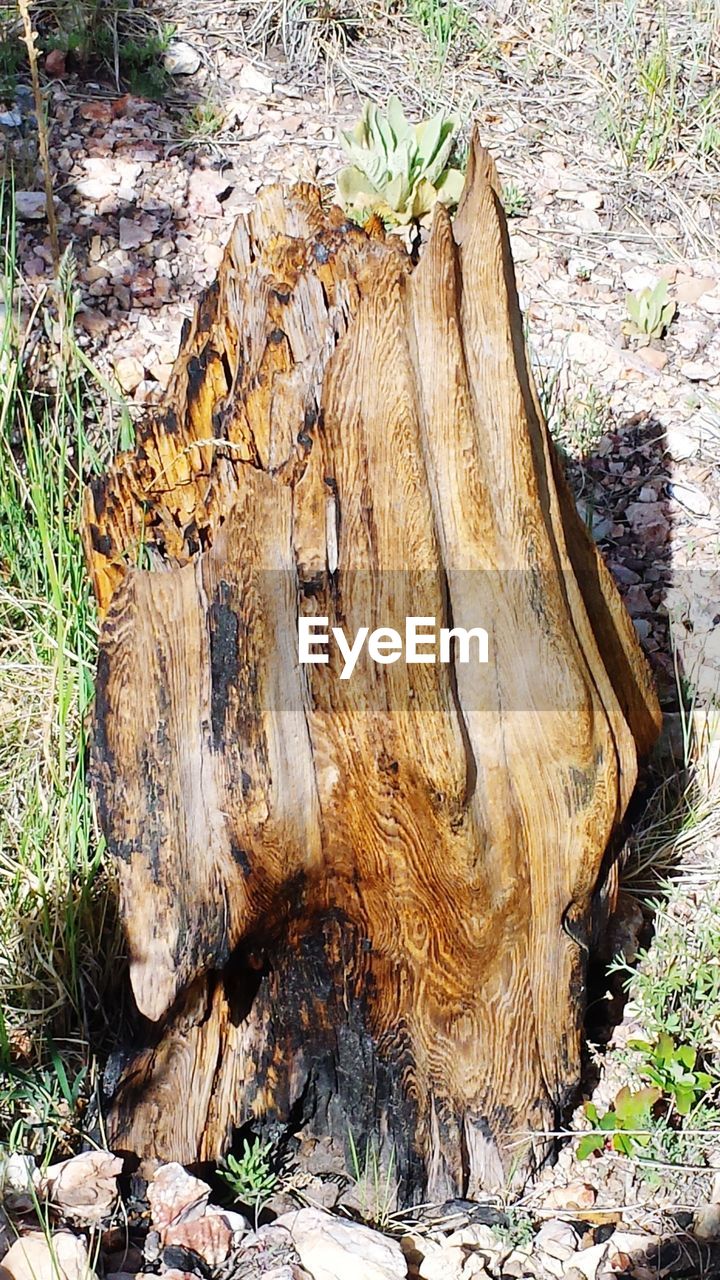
[386, 95, 410, 140]
[435, 167, 465, 205]
[577, 1133, 605, 1160]
[613, 1132, 637, 1156]
[627, 1039, 653, 1054]
[674, 1087, 694, 1116]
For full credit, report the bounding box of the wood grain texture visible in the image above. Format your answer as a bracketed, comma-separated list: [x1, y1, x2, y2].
[85, 136, 661, 1201]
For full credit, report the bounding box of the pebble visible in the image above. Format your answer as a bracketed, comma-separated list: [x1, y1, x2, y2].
[625, 501, 670, 545]
[0, 1231, 97, 1280]
[635, 346, 667, 372]
[204, 244, 225, 269]
[276, 1207, 406, 1280]
[15, 191, 47, 220]
[114, 355, 145, 391]
[624, 584, 652, 615]
[45, 48, 67, 77]
[164, 40, 202, 76]
[681, 359, 719, 381]
[675, 275, 716, 303]
[147, 1163, 211, 1231]
[535, 1219, 578, 1261]
[238, 62, 274, 94]
[668, 481, 712, 517]
[510, 234, 538, 263]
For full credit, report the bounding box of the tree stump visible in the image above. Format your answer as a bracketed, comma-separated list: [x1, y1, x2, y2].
[83, 137, 661, 1202]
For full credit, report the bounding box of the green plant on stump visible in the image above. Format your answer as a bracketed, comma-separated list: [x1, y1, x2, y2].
[336, 96, 465, 229]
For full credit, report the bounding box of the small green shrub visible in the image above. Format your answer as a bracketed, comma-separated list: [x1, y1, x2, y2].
[629, 1033, 712, 1116]
[612, 890, 720, 1049]
[336, 96, 465, 228]
[578, 1036, 715, 1162]
[181, 98, 225, 142]
[406, 0, 464, 63]
[347, 1130, 397, 1230]
[492, 1205, 535, 1248]
[502, 181, 528, 218]
[0, 1051, 88, 1161]
[219, 1137, 277, 1219]
[577, 1085, 661, 1159]
[624, 279, 675, 339]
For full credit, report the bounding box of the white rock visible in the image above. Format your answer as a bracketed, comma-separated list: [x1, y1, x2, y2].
[462, 1258, 490, 1278]
[682, 359, 719, 381]
[571, 208, 602, 231]
[510, 234, 538, 264]
[606, 1230, 657, 1264]
[419, 1244, 466, 1280]
[147, 1162, 211, 1230]
[0, 109, 23, 128]
[578, 190, 603, 210]
[567, 257, 593, 280]
[675, 320, 712, 354]
[533, 1254, 564, 1278]
[664, 421, 701, 460]
[164, 39, 202, 75]
[238, 63, 274, 95]
[75, 177, 115, 201]
[698, 291, 720, 315]
[623, 267, 659, 292]
[536, 1220, 578, 1261]
[0, 1231, 96, 1280]
[0, 1152, 40, 1210]
[445, 1223, 499, 1252]
[206, 1205, 250, 1240]
[668, 481, 711, 516]
[15, 191, 47, 220]
[41, 1150, 123, 1223]
[114, 356, 145, 392]
[276, 1207, 406, 1280]
[565, 1240, 609, 1279]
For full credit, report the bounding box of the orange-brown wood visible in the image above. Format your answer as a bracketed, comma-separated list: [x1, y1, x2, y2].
[85, 137, 661, 1202]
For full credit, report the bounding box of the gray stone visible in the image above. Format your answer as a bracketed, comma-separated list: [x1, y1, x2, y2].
[15, 191, 46, 220]
[164, 40, 202, 75]
[238, 63, 274, 95]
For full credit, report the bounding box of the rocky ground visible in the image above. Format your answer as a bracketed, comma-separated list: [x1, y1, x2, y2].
[5, 48, 720, 718]
[2, 10, 720, 1280]
[4, 1147, 720, 1280]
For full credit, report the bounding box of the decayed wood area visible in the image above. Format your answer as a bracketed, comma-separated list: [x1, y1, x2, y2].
[83, 135, 661, 1202]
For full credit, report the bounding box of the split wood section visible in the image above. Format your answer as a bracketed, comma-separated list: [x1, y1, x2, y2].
[84, 137, 661, 1201]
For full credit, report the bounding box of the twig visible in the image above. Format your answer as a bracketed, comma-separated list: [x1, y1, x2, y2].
[16, 0, 60, 271]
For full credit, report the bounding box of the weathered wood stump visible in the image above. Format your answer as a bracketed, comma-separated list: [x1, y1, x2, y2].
[83, 137, 661, 1202]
